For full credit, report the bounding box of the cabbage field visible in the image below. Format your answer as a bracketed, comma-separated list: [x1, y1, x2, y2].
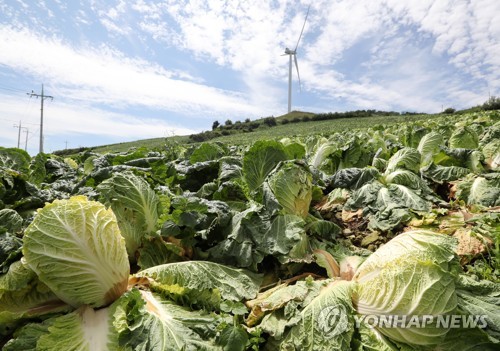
[0, 110, 499, 350]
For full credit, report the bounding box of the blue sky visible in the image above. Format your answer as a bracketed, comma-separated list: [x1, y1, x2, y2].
[0, 0, 499, 154]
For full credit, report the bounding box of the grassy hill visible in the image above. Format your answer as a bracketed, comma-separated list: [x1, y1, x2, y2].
[54, 96, 500, 155]
[61, 110, 436, 155]
[210, 112, 433, 145]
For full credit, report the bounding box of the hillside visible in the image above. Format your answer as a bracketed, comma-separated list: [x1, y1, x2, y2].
[72, 110, 435, 155]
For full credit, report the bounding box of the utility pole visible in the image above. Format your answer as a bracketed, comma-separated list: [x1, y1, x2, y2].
[28, 84, 53, 154]
[23, 129, 30, 151]
[13, 121, 22, 148]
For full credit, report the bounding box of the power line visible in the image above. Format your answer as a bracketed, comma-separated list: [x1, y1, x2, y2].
[0, 85, 26, 93]
[28, 84, 53, 154]
[26, 128, 39, 142]
[0, 117, 39, 125]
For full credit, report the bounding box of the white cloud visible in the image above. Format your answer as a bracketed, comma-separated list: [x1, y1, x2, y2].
[0, 24, 264, 118]
[386, 0, 500, 82]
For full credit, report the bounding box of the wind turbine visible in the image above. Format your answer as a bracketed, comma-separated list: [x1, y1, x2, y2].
[283, 5, 310, 113]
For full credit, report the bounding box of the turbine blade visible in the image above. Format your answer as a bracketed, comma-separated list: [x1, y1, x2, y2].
[294, 5, 311, 51]
[294, 54, 301, 91]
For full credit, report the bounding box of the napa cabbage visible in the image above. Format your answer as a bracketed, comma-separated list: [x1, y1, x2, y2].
[260, 230, 498, 350]
[455, 173, 500, 207]
[9, 195, 262, 350]
[23, 196, 130, 308]
[265, 161, 312, 218]
[353, 230, 459, 345]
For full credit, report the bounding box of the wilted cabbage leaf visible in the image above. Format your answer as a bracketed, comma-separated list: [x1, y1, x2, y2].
[135, 260, 262, 308]
[246, 278, 327, 329]
[0, 231, 23, 274]
[0, 209, 23, 234]
[208, 204, 309, 270]
[455, 274, 500, 341]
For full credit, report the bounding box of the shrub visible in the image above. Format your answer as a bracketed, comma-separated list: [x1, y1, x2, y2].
[249, 122, 260, 130]
[263, 117, 277, 127]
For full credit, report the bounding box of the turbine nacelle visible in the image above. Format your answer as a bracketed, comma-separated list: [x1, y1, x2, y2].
[284, 47, 295, 55]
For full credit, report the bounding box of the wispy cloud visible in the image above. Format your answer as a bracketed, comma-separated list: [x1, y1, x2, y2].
[129, 0, 498, 110]
[0, 24, 263, 117]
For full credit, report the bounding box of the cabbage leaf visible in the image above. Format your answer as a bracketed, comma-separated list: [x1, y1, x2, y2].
[98, 171, 161, 259]
[114, 289, 221, 351]
[135, 260, 261, 308]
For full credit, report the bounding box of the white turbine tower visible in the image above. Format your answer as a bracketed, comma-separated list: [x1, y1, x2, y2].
[283, 5, 310, 113]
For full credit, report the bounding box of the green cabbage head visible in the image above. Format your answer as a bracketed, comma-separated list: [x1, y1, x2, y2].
[23, 196, 130, 308]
